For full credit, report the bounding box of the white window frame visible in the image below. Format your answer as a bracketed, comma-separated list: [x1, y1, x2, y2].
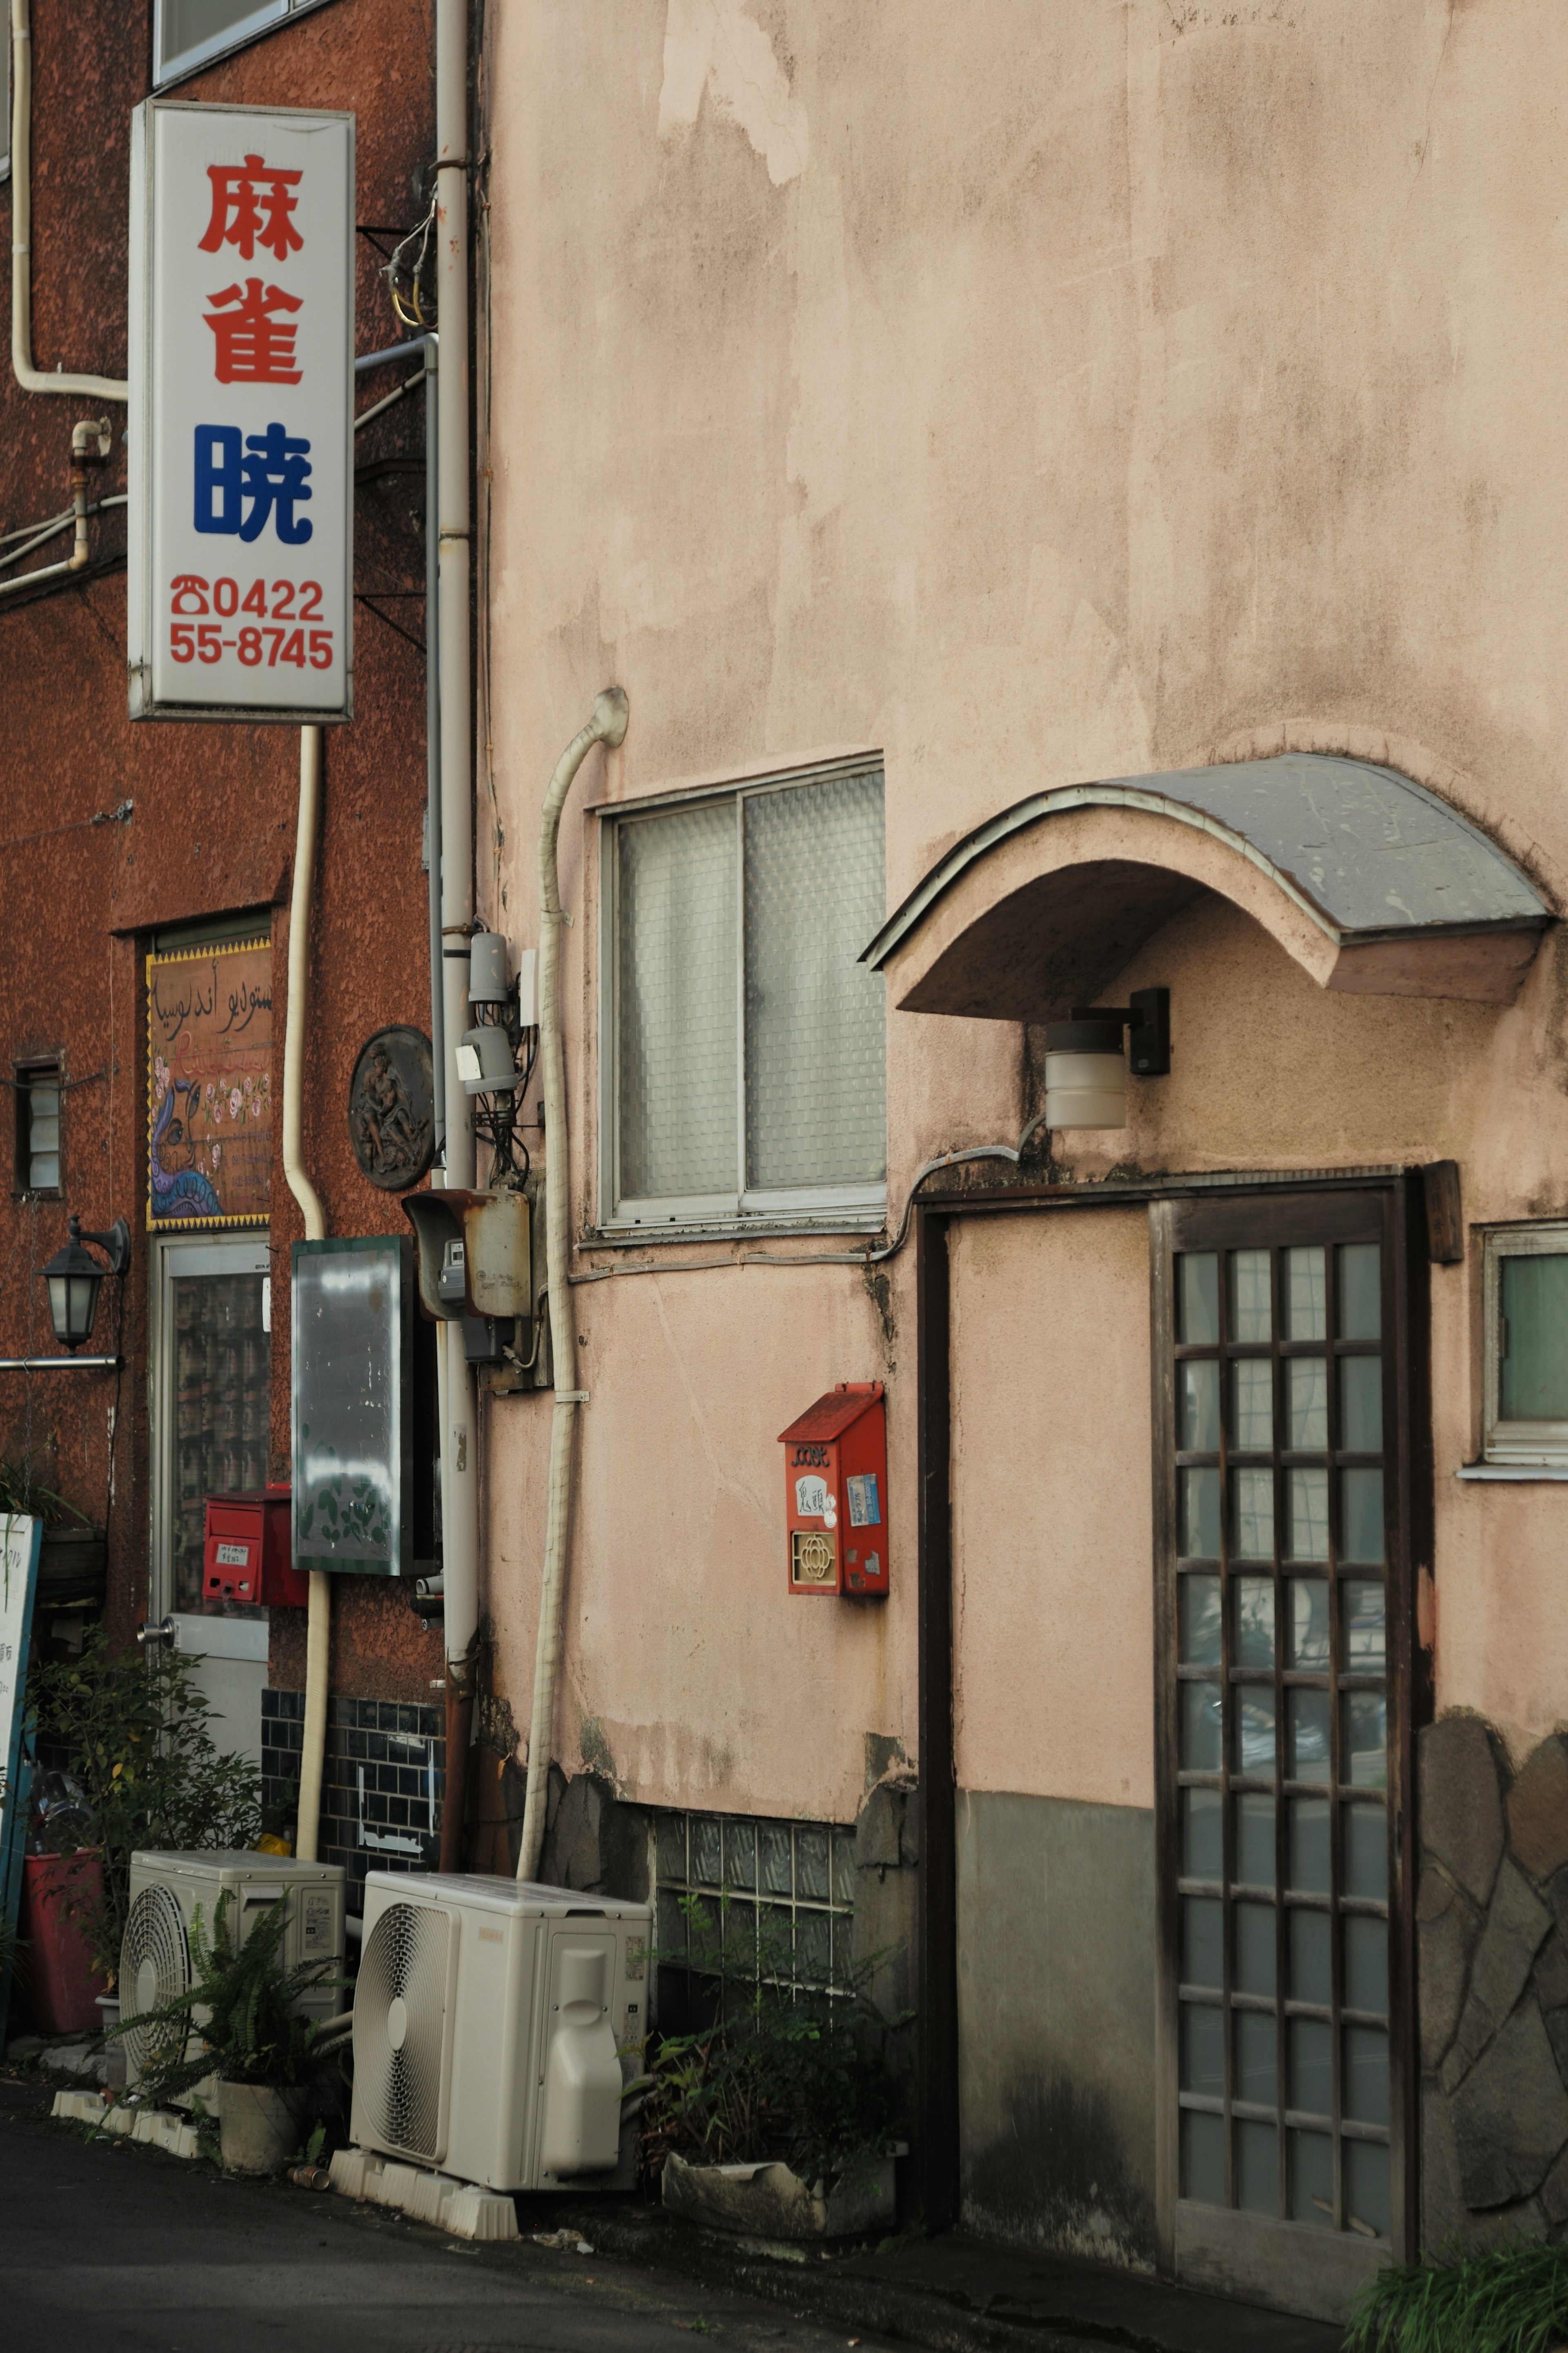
[597, 761, 888, 1240]
[1482, 1223, 1568, 1466]
[152, 0, 335, 90]
[147, 1231, 272, 1620]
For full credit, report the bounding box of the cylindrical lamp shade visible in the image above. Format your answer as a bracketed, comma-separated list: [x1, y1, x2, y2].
[1042, 1018, 1128, 1131]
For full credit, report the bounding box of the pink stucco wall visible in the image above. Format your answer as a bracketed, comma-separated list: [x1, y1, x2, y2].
[476, 1, 1568, 1813]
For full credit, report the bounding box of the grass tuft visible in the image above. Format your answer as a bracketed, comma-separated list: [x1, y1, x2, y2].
[1346, 2241, 1568, 2353]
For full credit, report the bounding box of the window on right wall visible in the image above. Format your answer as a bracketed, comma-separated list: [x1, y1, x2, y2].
[600, 761, 886, 1233]
[1482, 1226, 1568, 1466]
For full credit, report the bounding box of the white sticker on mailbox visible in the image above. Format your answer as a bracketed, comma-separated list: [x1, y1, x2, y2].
[794, 1475, 830, 1519]
[215, 1541, 251, 1567]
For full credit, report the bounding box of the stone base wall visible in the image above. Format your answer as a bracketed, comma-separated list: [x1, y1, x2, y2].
[1420, 1717, 1568, 2245]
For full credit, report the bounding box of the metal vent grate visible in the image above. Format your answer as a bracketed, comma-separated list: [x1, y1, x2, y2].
[355, 1900, 450, 2159]
[120, 1884, 192, 2078]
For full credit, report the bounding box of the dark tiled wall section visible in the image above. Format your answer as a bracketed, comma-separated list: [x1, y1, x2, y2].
[263, 1689, 444, 1916]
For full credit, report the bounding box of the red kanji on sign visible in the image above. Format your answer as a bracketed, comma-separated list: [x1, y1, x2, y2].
[198, 155, 304, 265]
[205, 280, 303, 385]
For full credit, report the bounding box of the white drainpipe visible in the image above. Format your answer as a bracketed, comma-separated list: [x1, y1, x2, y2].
[282, 727, 330, 1862]
[10, 0, 129, 400]
[518, 687, 629, 1885]
[434, 0, 480, 1825]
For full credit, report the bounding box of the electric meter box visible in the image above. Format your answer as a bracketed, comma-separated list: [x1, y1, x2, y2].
[777, 1383, 888, 1600]
[203, 1486, 307, 1608]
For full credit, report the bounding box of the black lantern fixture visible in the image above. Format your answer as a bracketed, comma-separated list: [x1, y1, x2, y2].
[42, 1213, 130, 1353]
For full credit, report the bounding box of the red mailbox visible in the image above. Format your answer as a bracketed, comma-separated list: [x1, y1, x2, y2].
[203, 1485, 307, 1608]
[777, 1382, 888, 1599]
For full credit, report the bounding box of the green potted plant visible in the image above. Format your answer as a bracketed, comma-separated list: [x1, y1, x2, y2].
[641, 1894, 911, 2242]
[27, 1626, 262, 2002]
[114, 1888, 347, 2174]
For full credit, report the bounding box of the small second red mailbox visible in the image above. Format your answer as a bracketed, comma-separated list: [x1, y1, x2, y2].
[203, 1485, 307, 1608]
[777, 1382, 888, 1599]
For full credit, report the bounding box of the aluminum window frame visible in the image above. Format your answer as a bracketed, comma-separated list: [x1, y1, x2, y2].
[151, 0, 337, 91]
[597, 759, 889, 1238]
[1482, 1223, 1568, 1466]
[147, 1229, 273, 1622]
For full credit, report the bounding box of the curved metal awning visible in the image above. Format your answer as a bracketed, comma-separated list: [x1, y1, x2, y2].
[861, 754, 1550, 1019]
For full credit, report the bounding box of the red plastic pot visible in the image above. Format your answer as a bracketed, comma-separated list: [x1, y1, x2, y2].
[20, 1851, 107, 2035]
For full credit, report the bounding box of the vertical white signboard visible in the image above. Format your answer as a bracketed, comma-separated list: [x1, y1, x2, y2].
[128, 102, 354, 723]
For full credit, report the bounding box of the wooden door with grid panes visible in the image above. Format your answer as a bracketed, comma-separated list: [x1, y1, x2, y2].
[1152, 1191, 1412, 2315]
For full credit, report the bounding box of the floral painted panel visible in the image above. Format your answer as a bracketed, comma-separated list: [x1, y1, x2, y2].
[147, 939, 272, 1227]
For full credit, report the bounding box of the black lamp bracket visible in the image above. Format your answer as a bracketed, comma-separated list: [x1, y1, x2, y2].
[1067, 986, 1171, 1077]
[74, 1214, 131, 1276]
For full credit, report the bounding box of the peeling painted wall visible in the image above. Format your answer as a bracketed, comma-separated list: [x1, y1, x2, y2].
[481, 0, 1568, 1821]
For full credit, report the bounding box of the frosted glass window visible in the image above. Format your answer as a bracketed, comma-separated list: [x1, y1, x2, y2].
[19, 1069, 61, 1193]
[617, 801, 738, 1200]
[1231, 1250, 1272, 1342]
[172, 1271, 270, 1612]
[155, 0, 308, 85]
[1232, 1361, 1273, 1451]
[744, 774, 886, 1190]
[1181, 1361, 1221, 1450]
[612, 769, 886, 1218]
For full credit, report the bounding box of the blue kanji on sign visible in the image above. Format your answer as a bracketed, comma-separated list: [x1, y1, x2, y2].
[194, 422, 314, 544]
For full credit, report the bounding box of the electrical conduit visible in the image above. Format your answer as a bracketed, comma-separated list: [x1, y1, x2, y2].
[10, 0, 129, 401]
[434, 0, 478, 1870]
[518, 686, 630, 1885]
[282, 725, 330, 1863]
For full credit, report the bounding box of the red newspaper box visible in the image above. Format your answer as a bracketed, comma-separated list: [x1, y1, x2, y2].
[777, 1382, 889, 1599]
[203, 1485, 306, 1607]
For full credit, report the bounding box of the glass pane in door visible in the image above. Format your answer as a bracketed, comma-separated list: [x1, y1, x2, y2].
[1172, 1230, 1392, 2244]
[173, 1271, 270, 1612]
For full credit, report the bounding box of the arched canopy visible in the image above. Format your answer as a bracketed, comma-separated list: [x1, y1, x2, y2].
[861, 755, 1550, 1019]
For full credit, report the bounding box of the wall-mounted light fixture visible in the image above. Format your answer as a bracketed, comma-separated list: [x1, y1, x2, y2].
[1043, 986, 1170, 1130]
[41, 1213, 130, 1353]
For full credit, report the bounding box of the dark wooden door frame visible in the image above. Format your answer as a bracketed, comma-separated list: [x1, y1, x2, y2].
[911, 1175, 1434, 2256]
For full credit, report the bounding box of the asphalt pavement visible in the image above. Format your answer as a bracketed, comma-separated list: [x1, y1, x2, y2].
[0, 2079, 891, 2353]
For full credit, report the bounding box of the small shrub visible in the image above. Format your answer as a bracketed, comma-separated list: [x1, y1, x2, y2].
[29, 1626, 261, 1986]
[1347, 2241, 1568, 2353]
[637, 1892, 910, 2192]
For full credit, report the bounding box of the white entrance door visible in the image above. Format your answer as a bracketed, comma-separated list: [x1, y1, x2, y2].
[149, 1234, 273, 1769]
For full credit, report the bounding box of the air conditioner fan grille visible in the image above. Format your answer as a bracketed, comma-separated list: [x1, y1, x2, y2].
[119, 1884, 192, 2079]
[356, 1900, 450, 2159]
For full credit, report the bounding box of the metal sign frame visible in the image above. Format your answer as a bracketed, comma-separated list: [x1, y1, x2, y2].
[127, 98, 354, 724]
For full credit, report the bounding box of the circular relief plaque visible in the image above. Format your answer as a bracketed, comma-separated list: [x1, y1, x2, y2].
[349, 1026, 435, 1191]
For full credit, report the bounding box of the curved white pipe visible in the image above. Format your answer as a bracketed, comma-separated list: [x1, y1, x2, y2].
[518, 686, 629, 1884]
[283, 725, 330, 1862]
[10, 0, 129, 400]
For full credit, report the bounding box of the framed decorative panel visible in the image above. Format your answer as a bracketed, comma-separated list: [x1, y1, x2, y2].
[147, 938, 272, 1229]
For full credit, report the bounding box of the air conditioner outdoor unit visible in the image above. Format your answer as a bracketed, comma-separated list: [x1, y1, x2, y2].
[119, 1850, 347, 2093]
[349, 1871, 651, 2192]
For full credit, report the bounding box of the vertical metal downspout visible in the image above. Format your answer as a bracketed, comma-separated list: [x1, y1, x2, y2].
[434, 0, 478, 1871]
[915, 1207, 959, 2228]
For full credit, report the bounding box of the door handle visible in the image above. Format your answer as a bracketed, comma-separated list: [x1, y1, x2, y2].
[136, 1616, 176, 1646]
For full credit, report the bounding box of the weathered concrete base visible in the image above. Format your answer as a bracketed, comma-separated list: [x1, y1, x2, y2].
[956, 1788, 1158, 2270]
